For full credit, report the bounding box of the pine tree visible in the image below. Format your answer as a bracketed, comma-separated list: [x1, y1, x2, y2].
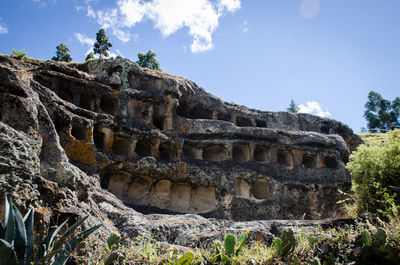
[52, 43, 72, 62]
[136, 50, 161, 70]
[93, 28, 112, 58]
[287, 99, 299, 113]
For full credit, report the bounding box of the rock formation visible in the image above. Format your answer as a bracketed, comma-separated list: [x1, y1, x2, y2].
[0, 55, 362, 245]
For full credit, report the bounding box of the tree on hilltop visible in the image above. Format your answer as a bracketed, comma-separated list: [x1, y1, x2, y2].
[137, 50, 161, 70]
[93, 28, 112, 58]
[287, 99, 299, 113]
[51, 43, 72, 62]
[364, 91, 400, 132]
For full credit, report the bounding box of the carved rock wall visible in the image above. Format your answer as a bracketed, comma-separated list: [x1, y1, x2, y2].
[0, 55, 361, 221]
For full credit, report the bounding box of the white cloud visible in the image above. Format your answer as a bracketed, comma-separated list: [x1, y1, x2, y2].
[300, 0, 320, 19]
[74, 32, 95, 46]
[0, 19, 8, 35]
[298, 101, 331, 117]
[79, 0, 242, 53]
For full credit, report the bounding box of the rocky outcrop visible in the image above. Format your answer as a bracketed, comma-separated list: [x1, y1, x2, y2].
[0, 55, 361, 244]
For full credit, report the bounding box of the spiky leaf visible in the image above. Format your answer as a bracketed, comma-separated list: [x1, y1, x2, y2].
[12, 204, 27, 264]
[35, 219, 68, 260]
[174, 252, 194, 265]
[52, 216, 88, 251]
[0, 238, 18, 265]
[52, 224, 101, 265]
[4, 198, 16, 244]
[23, 209, 34, 265]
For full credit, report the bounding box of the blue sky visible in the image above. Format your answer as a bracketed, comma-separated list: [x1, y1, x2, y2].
[1, 0, 400, 132]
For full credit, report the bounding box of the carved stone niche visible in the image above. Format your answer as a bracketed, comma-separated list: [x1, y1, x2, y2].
[232, 143, 251, 162]
[183, 142, 202, 160]
[203, 144, 228, 162]
[252, 178, 270, 200]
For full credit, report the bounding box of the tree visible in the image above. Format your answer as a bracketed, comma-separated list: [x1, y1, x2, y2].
[52, 43, 72, 62]
[364, 91, 400, 133]
[287, 99, 299, 113]
[136, 50, 161, 70]
[85, 52, 95, 61]
[93, 28, 112, 58]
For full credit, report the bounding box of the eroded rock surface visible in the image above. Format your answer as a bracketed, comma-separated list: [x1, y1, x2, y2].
[0, 55, 361, 245]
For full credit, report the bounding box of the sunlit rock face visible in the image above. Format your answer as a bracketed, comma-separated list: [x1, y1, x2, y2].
[0, 55, 362, 221]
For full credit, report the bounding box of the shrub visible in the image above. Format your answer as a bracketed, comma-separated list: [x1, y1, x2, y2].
[11, 49, 27, 60]
[0, 196, 101, 265]
[347, 129, 400, 217]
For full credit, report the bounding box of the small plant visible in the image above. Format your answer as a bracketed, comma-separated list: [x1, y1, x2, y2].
[11, 49, 27, 60]
[107, 233, 121, 250]
[0, 196, 101, 265]
[273, 229, 296, 258]
[205, 232, 248, 264]
[174, 252, 194, 265]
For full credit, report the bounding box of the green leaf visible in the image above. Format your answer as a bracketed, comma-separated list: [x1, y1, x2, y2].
[307, 234, 318, 248]
[23, 209, 34, 265]
[51, 225, 101, 265]
[35, 219, 68, 260]
[235, 233, 248, 255]
[12, 205, 27, 264]
[4, 198, 16, 244]
[174, 252, 194, 265]
[375, 228, 387, 245]
[273, 238, 283, 253]
[52, 216, 88, 251]
[106, 233, 120, 250]
[224, 234, 236, 256]
[361, 230, 372, 247]
[0, 238, 18, 265]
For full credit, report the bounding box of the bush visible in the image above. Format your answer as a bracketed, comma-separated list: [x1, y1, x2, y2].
[347, 129, 400, 217]
[11, 49, 27, 60]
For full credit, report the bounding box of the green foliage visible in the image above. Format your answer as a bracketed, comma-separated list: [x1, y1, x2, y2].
[137, 50, 161, 70]
[107, 233, 120, 250]
[364, 91, 400, 132]
[205, 232, 248, 264]
[51, 43, 72, 62]
[85, 52, 95, 61]
[307, 234, 318, 248]
[224, 234, 236, 256]
[11, 49, 27, 60]
[273, 229, 296, 258]
[93, 28, 112, 58]
[287, 99, 299, 113]
[361, 230, 372, 247]
[0, 196, 101, 265]
[347, 130, 400, 216]
[174, 252, 194, 265]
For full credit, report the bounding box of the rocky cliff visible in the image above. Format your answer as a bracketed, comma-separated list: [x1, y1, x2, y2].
[0, 55, 362, 245]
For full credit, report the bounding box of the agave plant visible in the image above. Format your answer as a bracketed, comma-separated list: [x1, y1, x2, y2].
[0, 196, 101, 265]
